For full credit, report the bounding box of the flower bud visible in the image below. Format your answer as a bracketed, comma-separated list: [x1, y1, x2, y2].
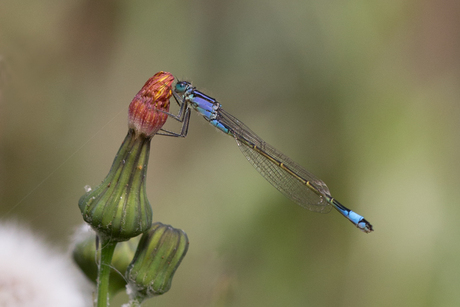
[79, 130, 152, 241]
[128, 71, 174, 137]
[78, 72, 174, 241]
[126, 222, 189, 301]
[71, 225, 139, 296]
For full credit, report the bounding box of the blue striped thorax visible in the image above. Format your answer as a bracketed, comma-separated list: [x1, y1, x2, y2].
[174, 81, 229, 134]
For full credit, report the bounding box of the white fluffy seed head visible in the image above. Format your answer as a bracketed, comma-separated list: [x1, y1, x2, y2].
[0, 221, 90, 307]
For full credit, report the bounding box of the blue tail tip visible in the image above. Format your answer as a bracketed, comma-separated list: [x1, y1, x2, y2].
[358, 218, 373, 233]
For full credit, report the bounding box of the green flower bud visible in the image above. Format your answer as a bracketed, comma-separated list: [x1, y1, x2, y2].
[78, 130, 153, 241]
[78, 72, 174, 242]
[71, 225, 140, 296]
[126, 222, 189, 301]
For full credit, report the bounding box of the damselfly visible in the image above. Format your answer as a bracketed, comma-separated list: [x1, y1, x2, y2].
[158, 80, 373, 233]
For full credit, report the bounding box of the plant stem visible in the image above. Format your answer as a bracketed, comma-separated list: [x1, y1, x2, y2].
[96, 236, 117, 307]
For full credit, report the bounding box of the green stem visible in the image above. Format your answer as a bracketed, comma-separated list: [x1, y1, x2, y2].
[96, 236, 117, 307]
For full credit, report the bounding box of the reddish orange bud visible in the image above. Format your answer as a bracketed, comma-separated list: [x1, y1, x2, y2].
[128, 71, 174, 137]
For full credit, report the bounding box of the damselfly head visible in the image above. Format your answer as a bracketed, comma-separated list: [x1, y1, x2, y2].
[174, 81, 192, 94]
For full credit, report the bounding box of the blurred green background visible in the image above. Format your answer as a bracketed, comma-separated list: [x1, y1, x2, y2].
[1, 0, 459, 306]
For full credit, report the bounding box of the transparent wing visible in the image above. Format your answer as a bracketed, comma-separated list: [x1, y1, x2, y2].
[217, 109, 332, 213]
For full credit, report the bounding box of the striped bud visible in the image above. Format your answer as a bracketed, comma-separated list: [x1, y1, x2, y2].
[78, 72, 174, 241]
[128, 71, 174, 137]
[126, 222, 189, 301]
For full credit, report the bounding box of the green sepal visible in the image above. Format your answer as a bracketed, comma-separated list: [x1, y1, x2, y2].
[79, 129, 153, 242]
[126, 222, 189, 300]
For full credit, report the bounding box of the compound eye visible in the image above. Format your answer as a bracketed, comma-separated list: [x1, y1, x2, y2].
[175, 81, 189, 93]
